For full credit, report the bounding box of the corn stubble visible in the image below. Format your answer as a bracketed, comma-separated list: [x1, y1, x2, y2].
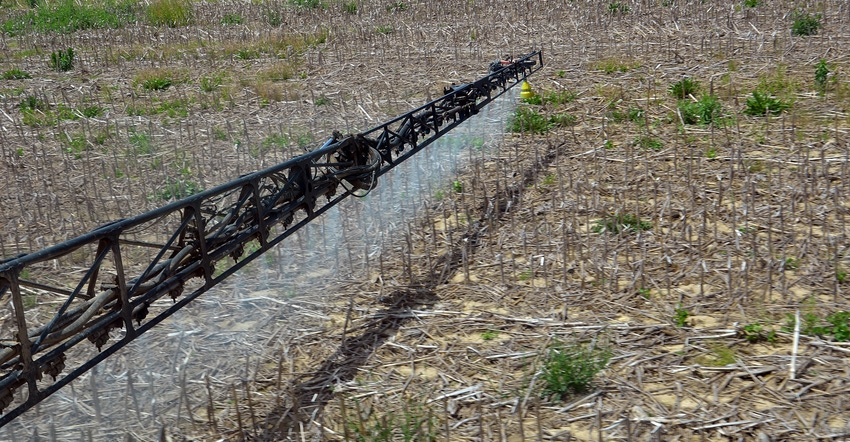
[2, 0, 850, 440]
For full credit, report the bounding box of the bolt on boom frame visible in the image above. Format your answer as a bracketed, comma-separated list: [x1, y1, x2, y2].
[0, 51, 541, 425]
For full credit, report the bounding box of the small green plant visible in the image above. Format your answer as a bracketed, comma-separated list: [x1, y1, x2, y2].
[743, 0, 758, 7]
[815, 59, 830, 94]
[637, 287, 650, 299]
[342, 1, 357, 14]
[556, 70, 566, 78]
[375, 25, 394, 34]
[344, 397, 436, 442]
[289, 0, 325, 8]
[3, 69, 31, 80]
[678, 94, 723, 126]
[837, 270, 848, 284]
[607, 1, 629, 14]
[522, 89, 577, 106]
[791, 11, 822, 37]
[314, 95, 330, 106]
[706, 146, 718, 159]
[550, 113, 577, 127]
[541, 340, 611, 400]
[591, 213, 652, 234]
[79, 105, 103, 118]
[744, 90, 790, 116]
[668, 77, 700, 99]
[50, 48, 74, 72]
[604, 140, 615, 149]
[143, 77, 172, 91]
[674, 305, 689, 327]
[481, 330, 498, 341]
[595, 58, 640, 74]
[452, 180, 463, 193]
[200, 73, 225, 92]
[20, 95, 48, 112]
[741, 323, 777, 343]
[146, 0, 193, 27]
[634, 135, 663, 151]
[158, 178, 201, 201]
[220, 13, 242, 26]
[129, 131, 154, 155]
[509, 107, 550, 134]
[434, 190, 444, 201]
[386, 1, 406, 12]
[517, 270, 532, 281]
[542, 174, 556, 186]
[783, 257, 799, 270]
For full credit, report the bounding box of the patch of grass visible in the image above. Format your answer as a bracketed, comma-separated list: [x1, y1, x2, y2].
[509, 107, 550, 134]
[50, 48, 74, 72]
[342, 1, 356, 14]
[128, 98, 190, 118]
[674, 305, 690, 327]
[791, 10, 822, 37]
[3, 69, 31, 80]
[550, 113, 577, 127]
[61, 132, 88, 158]
[594, 58, 640, 74]
[220, 13, 242, 26]
[678, 94, 723, 126]
[2, 0, 138, 36]
[541, 340, 611, 400]
[668, 77, 700, 99]
[591, 213, 652, 234]
[634, 135, 663, 151]
[259, 63, 296, 82]
[697, 343, 736, 366]
[146, 0, 193, 27]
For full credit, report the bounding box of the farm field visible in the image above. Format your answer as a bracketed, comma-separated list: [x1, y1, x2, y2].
[2, 0, 850, 440]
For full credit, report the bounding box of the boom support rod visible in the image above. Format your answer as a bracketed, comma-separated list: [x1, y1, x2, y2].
[0, 51, 541, 425]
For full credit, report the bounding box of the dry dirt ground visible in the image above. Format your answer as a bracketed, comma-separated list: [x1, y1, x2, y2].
[3, 0, 850, 440]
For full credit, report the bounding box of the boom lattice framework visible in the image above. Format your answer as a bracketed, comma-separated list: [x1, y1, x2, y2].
[0, 51, 541, 425]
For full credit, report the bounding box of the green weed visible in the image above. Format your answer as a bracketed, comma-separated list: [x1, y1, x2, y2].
[791, 11, 822, 37]
[314, 95, 331, 106]
[375, 25, 393, 34]
[678, 94, 723, 126]
[452, 180, 463, 193]
[743, 0, 759, 7]
[289, 0, 325, 8]
[200, 73, 225, 92]
[220, 13, 242, 26]
[344, 398, 436, 442]
[129, 131, 154, 155]
[50, 48, 74, 72]
[522, 89, 577, 106]
[697, 343, 736, 366]
[591, 213, 652, 234]
[594, 58, 640, 74]
[668, 77, 700, 99]
[157, 178, 201, 201]
[674, 305, 690, 327]
[541, 340, 611, 400]
[815, 59, 830, 94]
[744, 90, 790, 116]
[509, 107, 550, 133]
[607, 2, 629, 14]
[638, 287, 650, 299]
[79, 105, 103, 118]
[342, 1, 356, 14]
[741, 323, 777, 343]
[2, 69, 31, 80]
[550, 113, 577, 127]
[634, 135, 663, 151]
[386, 1, 406, 12]
[481, 330, 498, 341]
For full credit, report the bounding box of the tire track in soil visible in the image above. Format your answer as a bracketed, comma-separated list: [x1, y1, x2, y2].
[254, 138, 567, 440]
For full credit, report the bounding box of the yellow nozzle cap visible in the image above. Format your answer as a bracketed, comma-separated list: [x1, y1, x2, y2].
[520, 80, 535, 99]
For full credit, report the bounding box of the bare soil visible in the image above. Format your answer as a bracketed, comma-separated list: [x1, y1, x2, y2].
[3, 0, 850, 440]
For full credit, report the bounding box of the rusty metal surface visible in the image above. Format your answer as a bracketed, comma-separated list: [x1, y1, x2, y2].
[0, 51, 541, 425]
